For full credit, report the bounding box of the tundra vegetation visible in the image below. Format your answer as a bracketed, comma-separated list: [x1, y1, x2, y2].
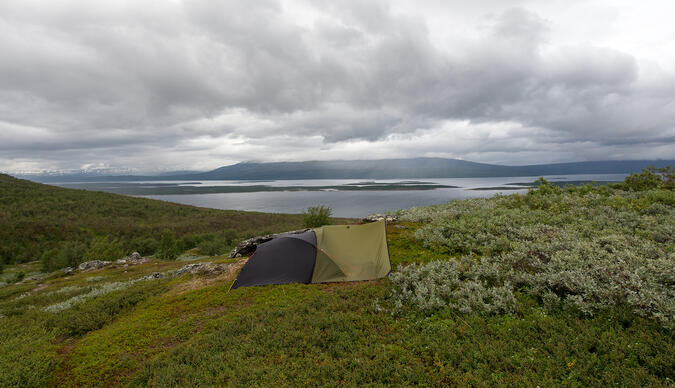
[0, 169, 673, 387]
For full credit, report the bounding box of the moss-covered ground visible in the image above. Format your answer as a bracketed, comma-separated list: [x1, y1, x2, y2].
[1, 221, 672, 386]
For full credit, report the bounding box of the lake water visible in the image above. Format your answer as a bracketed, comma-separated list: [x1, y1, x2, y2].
[131, 174, 627, 218]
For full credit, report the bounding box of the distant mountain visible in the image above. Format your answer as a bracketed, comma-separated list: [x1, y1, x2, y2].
[19, 158, 674, 182]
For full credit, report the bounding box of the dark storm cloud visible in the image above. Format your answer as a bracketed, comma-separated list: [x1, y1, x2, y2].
[0, 0, 672, 171]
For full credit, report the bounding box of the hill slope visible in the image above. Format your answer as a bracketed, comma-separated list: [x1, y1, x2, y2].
[0, 174, 304, 266]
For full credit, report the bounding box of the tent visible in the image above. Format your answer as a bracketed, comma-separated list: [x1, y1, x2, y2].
[230, 220, 391, 289]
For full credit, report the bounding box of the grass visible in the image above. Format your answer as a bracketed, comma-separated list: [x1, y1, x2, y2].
[0, 170, 673, 386]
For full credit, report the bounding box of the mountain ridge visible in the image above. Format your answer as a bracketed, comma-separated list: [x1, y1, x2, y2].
[18, 157, 674, 182]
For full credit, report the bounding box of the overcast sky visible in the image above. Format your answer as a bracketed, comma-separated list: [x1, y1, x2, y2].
[1, 0, 674, 173]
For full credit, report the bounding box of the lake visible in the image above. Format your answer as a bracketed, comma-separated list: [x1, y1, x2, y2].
[110, 174, 628, 218]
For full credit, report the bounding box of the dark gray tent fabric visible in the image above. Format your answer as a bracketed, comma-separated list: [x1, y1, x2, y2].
[230, 231, 317, 289]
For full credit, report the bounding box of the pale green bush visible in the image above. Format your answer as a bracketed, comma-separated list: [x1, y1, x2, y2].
[43, 281, 135, 313]
[388, 257, 518, 316]
[391, 185, 674, 327]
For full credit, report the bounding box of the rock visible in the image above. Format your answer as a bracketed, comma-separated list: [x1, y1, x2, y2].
[362, 213, 398, 223]
[176, 262, 228, 276]
[229, 229, 310, 258]
[119, 252, 151, 265]
[19, 275, 42, 283]
[78, 260, 111, 271]
[140, 272, 164, 280]
[62, 267, 75, 275]
[394, 225, 407, 229]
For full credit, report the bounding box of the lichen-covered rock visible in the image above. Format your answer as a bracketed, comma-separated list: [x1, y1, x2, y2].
[362, 213, 398, 223]
[139, 272, 164, 280]
[229, 229, 310, 258]
[119, 252, 151, 265]
[78, 260, 111, 271]
[62, 267, 75, 275]
[176, 262, 228, 276]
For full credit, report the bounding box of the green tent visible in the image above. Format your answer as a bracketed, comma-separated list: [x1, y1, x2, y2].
[231, 220, 391, 289]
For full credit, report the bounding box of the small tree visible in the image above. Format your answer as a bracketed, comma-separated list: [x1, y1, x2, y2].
[157, 230, 181, 260]
[621, 168, 664, 191]
[83, 236, 125, 262]
[41, 241, 88, 271]
[197, 229, 238, 256]
[303, 205, 332, 228]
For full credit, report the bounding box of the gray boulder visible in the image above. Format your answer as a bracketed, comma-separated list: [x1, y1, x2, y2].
[78, 260, 111, 271]
[62, 267, 75, 275]
[118, 252, 151, 265]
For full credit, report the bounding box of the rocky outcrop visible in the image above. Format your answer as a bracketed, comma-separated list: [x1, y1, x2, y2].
[362, 213, 398, 223]
[229, 229, 309, 258]
[78, 260, 111, 271]
[74, 253, 151, 273]
[176, 262, 228, 276]
[116, 252, 152, 265]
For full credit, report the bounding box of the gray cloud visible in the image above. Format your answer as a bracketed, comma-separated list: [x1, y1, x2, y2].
[0, 0, 673, 172]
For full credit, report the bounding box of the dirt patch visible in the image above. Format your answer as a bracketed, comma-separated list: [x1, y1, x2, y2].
[50, 338, 80, 386]
[31, 283, 49, 293]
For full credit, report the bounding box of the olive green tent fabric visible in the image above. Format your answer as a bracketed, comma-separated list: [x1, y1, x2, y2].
[311, 219, 391, 283]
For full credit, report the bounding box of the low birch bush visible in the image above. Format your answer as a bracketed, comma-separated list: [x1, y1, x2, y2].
[391, 176, 674, 327]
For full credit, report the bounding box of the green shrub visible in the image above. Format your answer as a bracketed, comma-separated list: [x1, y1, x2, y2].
[157, 230, 181, 260]
[197, 229, 238, 256]
[621, 168, 664, 191]
[302, 205, 332, 228]
[40, 241, 88, 272]
[129, 236, 159, 256]
[83, 236, 125, 262]
[14, 271, 25, 283]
